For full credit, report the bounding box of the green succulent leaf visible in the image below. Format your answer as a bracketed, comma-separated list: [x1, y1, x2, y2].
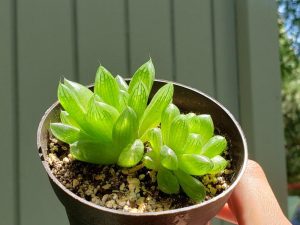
[139, 83, 174, 137]
[201, 135, 227, 158]
[70, 140, 118, 165]
[128, 59, 155, 95]
[185, 113, 196, 120]
[167, 114, 189, 154]
[143, 151, 158, 170]
[60, 111, 79, 127]
[178, 154, 213, 175]
[112, 107, 138, 151]
[58, 83, 85, 123]
[141, 128, 162, 170]
[160, 145, 178, 170]
[115, 75, 129, 91]
[174, 170, 206, 202]
[94, 65, 120, 110]
[182, 133, 204, 154]
[210, 156, 228, 174]
[187, 114, 214, 143]
[85, 96, 119, 141]
[119, 90, 129, 112]
[141, 128, 162, 154]
[128, 81, 148, 121]
[161, 103, 180, 144]
[157, 168, 179, 194]
[50, 123, 80, 144]
[117, 139, 144, 167]
[64, 78, 93, 108]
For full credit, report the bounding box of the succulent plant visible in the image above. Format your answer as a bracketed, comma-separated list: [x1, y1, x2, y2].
[50, 59, 173, 166]
[50, 59, 228, 202]
[142, 103, 228, 201]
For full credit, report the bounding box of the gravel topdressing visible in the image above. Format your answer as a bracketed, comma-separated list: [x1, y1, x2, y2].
[47, 136, 234, 213]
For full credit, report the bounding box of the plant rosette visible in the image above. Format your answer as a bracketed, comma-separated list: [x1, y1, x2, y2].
[37, 60, 248, 225]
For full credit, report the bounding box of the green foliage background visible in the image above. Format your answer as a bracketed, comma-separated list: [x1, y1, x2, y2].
[279, 17, 300, 183]
[278, 0, 300, 54]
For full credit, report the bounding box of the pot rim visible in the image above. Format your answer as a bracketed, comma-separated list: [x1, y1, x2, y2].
[37, 79, 248, 217]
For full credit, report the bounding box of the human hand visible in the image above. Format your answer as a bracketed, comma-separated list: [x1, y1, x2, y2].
[216, 160, 291, 225]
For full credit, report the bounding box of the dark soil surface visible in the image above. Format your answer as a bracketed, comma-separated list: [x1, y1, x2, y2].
[47, 136, 234, 213]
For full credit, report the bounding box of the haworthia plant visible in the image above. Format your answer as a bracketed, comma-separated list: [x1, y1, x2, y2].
[50, 59, 228, 202]
[142, 103, 228, 202]
[51, 59, 173, 167]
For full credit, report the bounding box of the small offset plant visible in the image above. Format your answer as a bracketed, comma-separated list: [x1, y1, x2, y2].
[50, 59, 228, 202]
[142, 104, 228, 201]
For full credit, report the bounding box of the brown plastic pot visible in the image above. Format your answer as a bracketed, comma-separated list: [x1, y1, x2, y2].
[37, 80, 248, 225]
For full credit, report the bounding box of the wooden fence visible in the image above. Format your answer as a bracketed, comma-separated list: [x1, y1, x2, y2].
[0, 0, 287, 224]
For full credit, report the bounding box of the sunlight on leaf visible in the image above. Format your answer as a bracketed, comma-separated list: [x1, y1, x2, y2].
[160, 145, 178, 170]
[85, 96, 119, 142]
[60, 111, 79, 128]
[185, 112, 196, 120]
[182, 133, 204, 154]
[94, 65, 120, 110]
[178, 154, 213, 175]
[64, 78, 93, 108]
[119, 90, 129, 112]
[115, 75, 129, 91]
[50, 123, 80, 144]
[139, 83, 174, 137]
[117, 139, 144, 167]
[128, 81, 148, 121]
[161, 103, 180, 145]
[58, 83, 85, 123]
[112, 107, 138, 152]
[167, 114, 189, 154]
[210, 156, 228, 174]
[201, 135, 227, 158]
[128, 59, 155, 95]
[187, 114, 214, 143]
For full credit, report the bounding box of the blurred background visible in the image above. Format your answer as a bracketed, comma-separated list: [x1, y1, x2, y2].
[0, 0, 299, 224]
[279, 0, 300, 224]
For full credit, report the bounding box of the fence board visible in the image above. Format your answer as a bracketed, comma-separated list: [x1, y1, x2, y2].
[173, 0, 215, 96]
[173, 2, 220, 223]
[236, 0, 287, 213]
[128, 0, 173, 80]
[0, 0, 17, 224]
[213, 0, 239, 120]
[77, 0, 128, 84]
[17, 1, 75, 224]
[212, 7, 239, 223]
